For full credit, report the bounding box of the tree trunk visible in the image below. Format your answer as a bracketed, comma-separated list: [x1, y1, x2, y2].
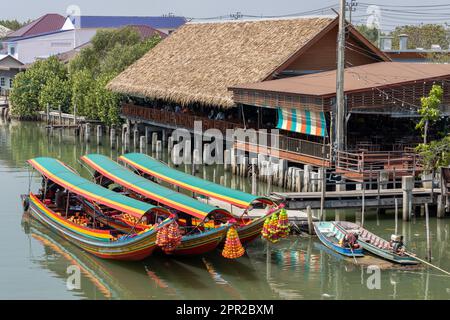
[424, 120, 428, 144]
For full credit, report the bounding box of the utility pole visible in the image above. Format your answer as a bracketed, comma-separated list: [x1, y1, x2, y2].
[336, 0, 346, 153]
[230, 12, 243, 20]
[346, 0, 358, 24]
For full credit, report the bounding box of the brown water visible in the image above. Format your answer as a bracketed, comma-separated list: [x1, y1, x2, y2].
[1, 119, 450, 300]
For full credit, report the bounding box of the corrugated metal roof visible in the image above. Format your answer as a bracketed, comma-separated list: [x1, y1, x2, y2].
[70, 16, 186, 30]
[230, 62, 450, 97]
[6, 14, 65, 39]
[128, 25, 167, 39]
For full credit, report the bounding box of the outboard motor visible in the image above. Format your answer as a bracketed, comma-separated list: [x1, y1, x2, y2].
[391, 234, 404, 253]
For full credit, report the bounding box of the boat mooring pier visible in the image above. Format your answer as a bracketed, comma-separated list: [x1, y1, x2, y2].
[271, 187, 437, 211]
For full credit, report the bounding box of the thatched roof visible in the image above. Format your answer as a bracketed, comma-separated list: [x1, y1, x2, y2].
[108, 16, 337, 108]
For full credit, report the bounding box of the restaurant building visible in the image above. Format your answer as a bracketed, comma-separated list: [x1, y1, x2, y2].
[108, 16, 389, 168]
[230, 62, 450, 180]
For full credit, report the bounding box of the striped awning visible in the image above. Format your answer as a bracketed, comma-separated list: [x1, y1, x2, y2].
[276, 108, 327, 137]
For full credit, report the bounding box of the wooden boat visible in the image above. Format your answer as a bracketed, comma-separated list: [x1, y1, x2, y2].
[313, 221, 364, 258]
[23, 157, 174, 261]
[119, 153, 278, 244]
[335, 221, 419, 265]
[81, 154, 229, 256]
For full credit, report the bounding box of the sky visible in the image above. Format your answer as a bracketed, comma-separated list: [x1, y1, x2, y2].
[2, 0, 450, 31]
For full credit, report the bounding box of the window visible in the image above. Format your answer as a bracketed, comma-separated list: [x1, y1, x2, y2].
[9, 79, 13, 88]
[8, 46, 15, 56]
[0, 77, 5, 87]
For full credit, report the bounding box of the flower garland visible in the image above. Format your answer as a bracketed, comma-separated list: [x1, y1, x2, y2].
[222, 226, 245, 259]
[156, 222, 182, 253]
[261, 205, 290, 243]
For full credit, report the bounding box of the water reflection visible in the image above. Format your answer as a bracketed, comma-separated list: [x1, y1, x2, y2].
[2, 120, 450, 300]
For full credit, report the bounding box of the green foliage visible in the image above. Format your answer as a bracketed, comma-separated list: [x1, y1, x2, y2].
[71, 69, 96, 118]
[0, 19, 31, 31]
[98, 36, 161, 75]
[416, 84, 443, 142]
[94, 73, 121, 125]
[11, 27, 161, 124]
[69, 27, 162, 125]
[416, 136, 450, 171]
[355, 25, 380, 45]
[427, 52, 450, 63]
[69, 26, 157, 75]
[9, 56, 68, 118]
[390, 24, 449, 50]
[38, 77, 72, 113]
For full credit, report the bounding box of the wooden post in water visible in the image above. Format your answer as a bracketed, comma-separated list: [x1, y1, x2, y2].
[425, 203, 432, 262]
[203, 144, 210, 166]
[133, 129, 138, 149]
[437, 195, 445, 218]
[156, 141, 162, 155]
[140, 136, 146, 153]
[184, 139, 192, 164]
[267, 161, 273, 195]
[402, 176, 414, 221]
[96, 125, 102, 145]
[395, 197, 399, 235]
[110, 128, 116, 149]
[152, 132, 158, 152]
[124, 131, 130, 152]
[251, 158, 257, 195]
[231, 148, 237, 175]
[168, 136, 174, 154]
[85, 123, 91, 143]
[320, 167, 326, 221]
[46, 104, 50, 125]
[73, 104, 77, 126]
[307, 205, 313, 235]
[361, 180, 365, 227]
[58, 105, 62, 125]
[193, 148, 200, 173]
[224, 149, 230, 171]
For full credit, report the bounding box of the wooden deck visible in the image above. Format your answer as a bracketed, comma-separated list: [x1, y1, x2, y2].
[271, 188, 439, 210]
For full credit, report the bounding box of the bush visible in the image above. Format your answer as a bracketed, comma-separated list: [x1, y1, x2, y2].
[9, 56, 68, 117]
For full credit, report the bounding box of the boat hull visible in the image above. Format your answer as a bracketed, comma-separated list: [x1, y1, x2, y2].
[314, 222, 364, 258]
[237, 216, 267, 244]
[335, 221, 418, 265]
[168, 225, 229, 256]
[24, 194, 169, 261]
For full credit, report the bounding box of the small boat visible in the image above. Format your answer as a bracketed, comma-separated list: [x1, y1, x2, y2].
[313, 221, 364, 258]
[335, 221, 419, 265]
[23, 157, 174, 261]
[119, 153, 278, 244]
[81, 154, 229, 256]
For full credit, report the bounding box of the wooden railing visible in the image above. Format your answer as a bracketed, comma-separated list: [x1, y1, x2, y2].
[336, 149, 422, 177]
[121, 104, 239, 133]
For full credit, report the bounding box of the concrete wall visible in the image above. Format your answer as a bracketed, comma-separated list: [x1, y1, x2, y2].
[8, 29, 95, 64]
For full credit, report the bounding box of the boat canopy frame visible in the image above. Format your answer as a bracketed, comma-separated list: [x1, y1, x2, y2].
[28, 157, 169, 219]
[119, 153, 275, 209]
[81, 154, 233, 221]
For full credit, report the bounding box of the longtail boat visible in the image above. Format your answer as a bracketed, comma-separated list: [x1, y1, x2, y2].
[313, 221, 364, 258]
[119, 153, 277, 244]
[81, 154, 230, 256]
[23, 157, 174, 261]
[335, 221, 418, 265]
